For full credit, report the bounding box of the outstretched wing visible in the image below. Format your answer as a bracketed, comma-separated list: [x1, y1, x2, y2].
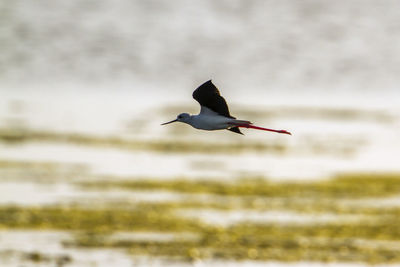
[192, 80, 233, 118]
[193, 80, 243, 135]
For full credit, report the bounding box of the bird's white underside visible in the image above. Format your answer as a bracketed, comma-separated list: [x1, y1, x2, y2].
[188, 106, 249, 130]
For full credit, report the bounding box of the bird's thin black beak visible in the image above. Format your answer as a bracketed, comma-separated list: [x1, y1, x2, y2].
[161, 119, 178, 125]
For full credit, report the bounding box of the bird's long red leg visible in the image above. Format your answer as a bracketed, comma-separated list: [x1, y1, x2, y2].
[235, 123, 291, 135]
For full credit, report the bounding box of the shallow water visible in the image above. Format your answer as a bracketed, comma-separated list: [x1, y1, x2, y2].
[1, 89, 400, 266]
[2, 0, 400, 266]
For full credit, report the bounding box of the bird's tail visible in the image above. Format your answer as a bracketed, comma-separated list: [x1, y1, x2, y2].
[227, 119, 252, 135]
[230, 119, 252, 125]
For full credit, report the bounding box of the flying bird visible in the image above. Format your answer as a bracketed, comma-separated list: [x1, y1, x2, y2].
[161, 80, 291, 135]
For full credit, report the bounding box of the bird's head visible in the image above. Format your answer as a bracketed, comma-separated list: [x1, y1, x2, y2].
[161, 113, 191, 125]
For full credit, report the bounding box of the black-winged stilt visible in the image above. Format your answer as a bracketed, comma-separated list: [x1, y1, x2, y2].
[162, 80, 291, 135]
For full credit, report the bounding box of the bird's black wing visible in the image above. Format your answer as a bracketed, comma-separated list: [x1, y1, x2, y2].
[192, 80, 233, 118]
[193, 80, 243, 135]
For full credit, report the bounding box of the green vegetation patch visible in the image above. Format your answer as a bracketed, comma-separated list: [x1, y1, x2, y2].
[2, 198, 400, 263]
[69, 218, 400, 263]
[0, 128, 287, 154]
[2, 172, 400, 263]
[0, 160, 87, 182]
[81, 173, 400, 199]
[0, 205, 202, 232]
[23, 251, 72, 265]
[0, 128, 361, 156]
[119, 236, 400, 263]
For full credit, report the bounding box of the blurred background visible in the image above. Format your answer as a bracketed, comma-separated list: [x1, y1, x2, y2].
[1, 0, 400, 266]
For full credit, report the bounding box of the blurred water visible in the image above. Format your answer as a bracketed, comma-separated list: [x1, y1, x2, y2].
[1, 0, 400, 94]
[1, 89, 399, 180]
[1, 1, 400, 266]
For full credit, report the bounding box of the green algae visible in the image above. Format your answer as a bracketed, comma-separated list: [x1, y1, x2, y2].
[1, 204, 395, 263]
[81, 173, 400, 199]
[0, 127, 364, 156]
[0, 160, 87, 183]
[23, 251, 72, 265]
[0, 128, 287, 154]
[1, 204, 400, 263]
[69, 216, 400, 262]
[0, 205, 202, 232]
[2, 165, 400, 263]
[0, 127, 360, 156]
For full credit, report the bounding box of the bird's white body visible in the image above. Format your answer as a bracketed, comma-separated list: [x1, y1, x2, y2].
[189, 107, 236, 130]
[190, 114, 232, 130]
[176, 107, 249, 131]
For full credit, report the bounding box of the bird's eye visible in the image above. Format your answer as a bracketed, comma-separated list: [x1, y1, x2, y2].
[178, 115, 182, 119]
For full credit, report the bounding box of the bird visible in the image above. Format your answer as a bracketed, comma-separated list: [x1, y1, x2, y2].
[161, 80, 291, 135]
